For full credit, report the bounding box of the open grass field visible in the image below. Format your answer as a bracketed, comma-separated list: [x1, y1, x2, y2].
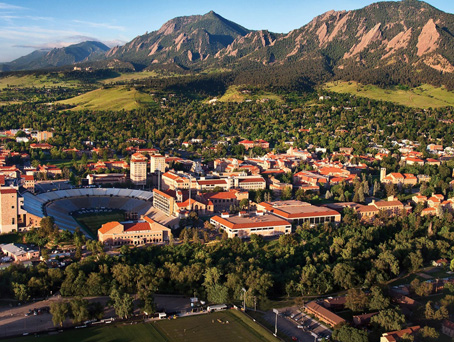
[73, 210, 125, 237]
[57, 86, 157, 111]
[0, 74, 80, 89]
[100, 71, 160, 84]
[10, 311, 279, 342]
[217, 85, 283, 103]
[324, 81, 454, 108]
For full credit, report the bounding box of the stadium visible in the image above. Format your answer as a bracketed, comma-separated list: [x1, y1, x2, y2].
[22, 188, 154, 237]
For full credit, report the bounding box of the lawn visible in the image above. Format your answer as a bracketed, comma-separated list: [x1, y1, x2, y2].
[73, 210, 125, 238]
[324, 81, 454, 109]
[217, 85, 283, 103]
[8, 323, 166, 342]
[0, 74, 80, 89]
[57, 86, 157, 111]
[100, 71, 160, 84]
[10, 311, 279, 342]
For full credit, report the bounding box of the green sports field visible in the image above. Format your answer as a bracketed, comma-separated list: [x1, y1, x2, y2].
[73, 210, 125, 238]
[9, 311, 279, 342]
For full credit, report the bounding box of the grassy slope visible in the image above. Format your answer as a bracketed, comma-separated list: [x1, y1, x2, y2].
[57, 86, 156, 111]
[0, 74, 80, 89]
[100, 71, 159, 84]
[217, 85, 283, 103]
[11, 311, 278, 342]
[324, 81, 454, 109]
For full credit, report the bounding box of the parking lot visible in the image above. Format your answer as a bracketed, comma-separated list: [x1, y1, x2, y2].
[263, 306, 331, 342]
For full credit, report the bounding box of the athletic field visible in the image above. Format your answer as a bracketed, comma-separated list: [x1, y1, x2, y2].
[10, 310, 279, 342]
[73, 210, 125, 237]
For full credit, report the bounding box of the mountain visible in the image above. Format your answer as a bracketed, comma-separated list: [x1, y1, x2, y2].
[104, 1, 454, 87]
[3, 1, 454, 89]
[105, 11, 250, 67]
[0, 41, 110, 72]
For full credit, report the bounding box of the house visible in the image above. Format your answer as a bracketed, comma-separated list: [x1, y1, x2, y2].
[380, 326, 420, 342]
[412, 195, 427, 204]
[432, 258, 448, 267]
[98, 217, 171, 246]
[353, 312, 378, 326]
[405, 157, 424, 166]
[323, 296, 346, 310]
[442, 320, 454, 338]
[304, 301, 345, 327]
[0, 243, 39, 261]
[381, 172, 417, 186]
[210, 212, 291, 238]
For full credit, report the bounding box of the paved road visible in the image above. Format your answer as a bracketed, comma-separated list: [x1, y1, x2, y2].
[0, 294, 192, 338]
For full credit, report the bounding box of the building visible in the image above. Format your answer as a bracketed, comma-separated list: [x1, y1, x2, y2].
[98, 216, 171, 246]
[304, 301, 346, 327]
[381, 172, 417, 186]
[86, 173, 127, 185]
[150, 154, 166, 173]
[21, 175, 35, 193]
[0, 189, 19, 233]
[353, 312, 378, 327]
[380, 326, 420, 342]
[30, 143, 52, 150]
[239, 139, 269, 150]
[442, 320, 454, 338]
[370, 197, 404, 215]
[0, 243, 39, 261]
[257, 200, 341, 226]
[161, 171, 191, 190]
[202, 189, 248, 213]
[31, 130, 53, 142]
[153, 189, 176, 216]
[210, 212, 291, 238]
[237, 177, 266, 191]
[130, 152, 148, 186]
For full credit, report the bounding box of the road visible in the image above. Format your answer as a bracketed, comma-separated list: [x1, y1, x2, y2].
[0, 294, 192, 338]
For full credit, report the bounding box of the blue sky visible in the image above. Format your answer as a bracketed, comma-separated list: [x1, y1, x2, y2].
[0, 0, 453, 62]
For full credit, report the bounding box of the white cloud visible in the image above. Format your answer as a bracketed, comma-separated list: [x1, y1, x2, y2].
[72, 20, 125, 31]
[0, 2, 27, 10]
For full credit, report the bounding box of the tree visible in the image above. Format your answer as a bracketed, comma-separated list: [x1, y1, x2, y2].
[333, 263, 357, 289]
[332, 325, 368, 342]
[370, 308, 405, 331]
[281, 186, 292, 200]
[345, 288, 368, 312]
[50, 301, 69, 327]
[418, 326, 439, 342]
[368, 286, 390, 311]
[110, 288, 133, 319]
[12, 282, 30, 302]
[69, 297, 89, 324]
[239, 198, 249, 209]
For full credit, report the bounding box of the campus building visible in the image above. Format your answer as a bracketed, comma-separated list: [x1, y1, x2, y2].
[210, 211, 291, 238]
[130, 153, 148, 185]
[150, 154, 166, 173]
[98, 216, 171, 246]
[304, 301, 346, 327]
[257, 200, 341, 226]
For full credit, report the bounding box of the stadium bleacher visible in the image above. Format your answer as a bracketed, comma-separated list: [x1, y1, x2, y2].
[23, 188, 154, 235]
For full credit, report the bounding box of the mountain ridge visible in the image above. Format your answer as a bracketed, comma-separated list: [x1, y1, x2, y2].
[2, 1, 454, 89]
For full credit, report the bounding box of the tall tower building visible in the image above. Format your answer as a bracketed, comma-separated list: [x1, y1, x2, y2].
[0, 188, 18, 233]
[130, 153, 148, 186]
[150, 154, 166, 173]
[380, 168, 386, 182]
